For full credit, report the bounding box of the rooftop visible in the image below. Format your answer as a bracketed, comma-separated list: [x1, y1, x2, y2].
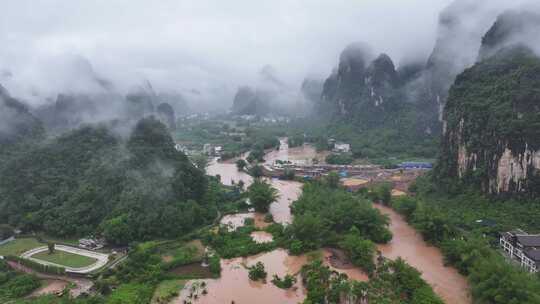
[524, 249, 540, 263]
[516, 235, 540, 247]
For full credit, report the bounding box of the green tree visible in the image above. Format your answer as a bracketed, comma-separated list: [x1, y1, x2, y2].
[47, 242, 55, 254]
[249, 165, 264, 178]
[286, 213, 330, 253]
[247, 179, 278, 213]
[102, 215, 133, 245]
[339, 227, 376, 273]
[236, 159, 247, 171]
[271, 274, 297, 289]
[325, 172, 341, 189]
[248, 262, 267, 281]
[191, 154, 209, 172]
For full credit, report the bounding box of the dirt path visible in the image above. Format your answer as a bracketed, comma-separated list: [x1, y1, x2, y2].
[29, 279, 68, 297]
[7, 261, 93, 297]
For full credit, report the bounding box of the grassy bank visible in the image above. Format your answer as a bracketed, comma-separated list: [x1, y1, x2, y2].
[0, 238, 43, 256]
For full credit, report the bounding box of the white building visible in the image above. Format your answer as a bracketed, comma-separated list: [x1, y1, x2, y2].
[214, 146, 223, 155]
[333, 142, 351, 153]
[175, 143, 186, 152]
[500, 229, 540, 273]
[79, 238, 105, 250]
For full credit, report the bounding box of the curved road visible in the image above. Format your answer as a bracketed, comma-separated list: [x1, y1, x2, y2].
[21, 245, 109, 274]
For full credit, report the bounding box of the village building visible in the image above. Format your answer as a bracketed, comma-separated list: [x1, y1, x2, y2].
[500, 229, 540, 273]
[333, 142, 351, 153]
[79, 238, 105, 250]
[214, 146, 223, 155]
[398, 162, 433, 169]
[175, 143, 186, 152]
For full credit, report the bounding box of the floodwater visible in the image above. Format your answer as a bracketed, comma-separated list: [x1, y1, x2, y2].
[207, 140, 303, 224]
[250, 231, 274, 243]
[268, 179, 301, 224]
[172, 248, 368, 304]
[220, 213, 256, 231]
[374, 204, 471, 304]
[219, 213, 269, 231]
[203, 138, 468, 304]
[173, 249, 307, 304]
[206, 157, 253, 187]
[264, 138, 323, 166]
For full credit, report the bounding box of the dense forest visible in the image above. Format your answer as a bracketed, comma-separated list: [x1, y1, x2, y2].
[0, 115, 215, 245]
[436, 45, 540, 195]
[285, 178, 392, 254]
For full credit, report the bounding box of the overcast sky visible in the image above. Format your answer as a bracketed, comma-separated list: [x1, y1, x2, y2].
[1, 0, 453, 104]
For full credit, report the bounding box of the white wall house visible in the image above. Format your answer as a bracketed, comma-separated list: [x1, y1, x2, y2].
[500, 229, 540, 273]
[333, 143, 351, 153]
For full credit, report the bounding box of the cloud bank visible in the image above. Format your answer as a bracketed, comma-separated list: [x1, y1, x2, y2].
[0, 0, 452, 109]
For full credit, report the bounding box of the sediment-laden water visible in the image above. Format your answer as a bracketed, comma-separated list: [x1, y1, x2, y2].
[190, 138, 470, 304]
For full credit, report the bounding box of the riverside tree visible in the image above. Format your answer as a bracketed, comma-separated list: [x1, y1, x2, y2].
[247, 179, 278, 213]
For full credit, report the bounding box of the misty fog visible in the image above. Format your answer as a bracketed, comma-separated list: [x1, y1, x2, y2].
[0, 0, 538, 113]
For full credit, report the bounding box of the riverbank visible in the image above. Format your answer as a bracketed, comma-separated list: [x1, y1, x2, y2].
[189, 137, 466, 303]
[373, 203, 471, 304]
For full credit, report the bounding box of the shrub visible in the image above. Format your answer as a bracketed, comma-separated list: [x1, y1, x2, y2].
[271, 274, 296, 289]
[248, 262, 267, 281]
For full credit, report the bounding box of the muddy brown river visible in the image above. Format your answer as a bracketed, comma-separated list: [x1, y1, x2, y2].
[187, 138, 470, 304]
[374, 204, 471, 304]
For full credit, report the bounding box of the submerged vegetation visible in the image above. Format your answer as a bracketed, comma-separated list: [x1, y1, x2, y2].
[301, 257, 443, 304]
[285, 180, 391, 255]
[247, 261, 267, 281]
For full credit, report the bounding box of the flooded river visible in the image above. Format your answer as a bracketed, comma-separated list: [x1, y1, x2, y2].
[374, 204, 471, 304]
[193, 138, 469, 304]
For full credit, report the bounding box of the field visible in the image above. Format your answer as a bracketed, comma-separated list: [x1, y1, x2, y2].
[160, 239, 205, 262]
[32, 250, 97, 268]
[151, 279, 186, 304]
[0, 238, 43, 256]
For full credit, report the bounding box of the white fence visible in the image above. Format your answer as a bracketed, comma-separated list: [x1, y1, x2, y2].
[20, 245, 109, 274]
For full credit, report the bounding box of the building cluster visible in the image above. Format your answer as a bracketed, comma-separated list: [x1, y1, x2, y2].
[397, 162, 433, 169]
[203, 144, 223, 156]
[327, 138, 351, 153]
[79, 238, 105, 250]
[500, 229, 540, 273]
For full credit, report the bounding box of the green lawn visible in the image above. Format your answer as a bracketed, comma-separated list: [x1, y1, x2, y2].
[32, 250, 97, 268]
[160, 240, 206, 262]
[151, 279, 186, 304]
[0, 238, 43, 256]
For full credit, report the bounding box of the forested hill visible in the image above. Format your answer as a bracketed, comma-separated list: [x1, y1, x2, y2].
[0, 85, 44, 147]
[311, 43, 439, 159]
[434, 7, 540, 196]
[435, 46, 540, 196]
[0, 116, 214, 245]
